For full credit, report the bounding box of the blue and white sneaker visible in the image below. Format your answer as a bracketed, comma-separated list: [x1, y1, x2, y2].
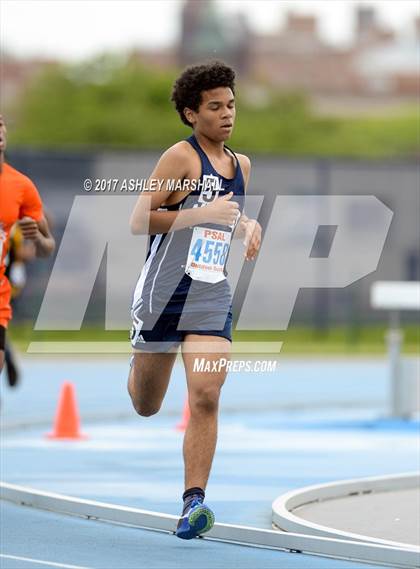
[175, 495, 215, 540]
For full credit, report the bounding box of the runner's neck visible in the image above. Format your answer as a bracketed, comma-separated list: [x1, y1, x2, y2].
[193, 132, 226, 160]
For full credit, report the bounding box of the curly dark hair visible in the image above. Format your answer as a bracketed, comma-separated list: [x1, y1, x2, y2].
[171, 61, 235, 127]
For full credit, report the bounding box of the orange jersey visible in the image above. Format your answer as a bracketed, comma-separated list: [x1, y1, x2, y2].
[0, 162, 43, 326]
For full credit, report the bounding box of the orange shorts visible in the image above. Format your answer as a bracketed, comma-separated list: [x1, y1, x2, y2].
[0, 278, 12, 329]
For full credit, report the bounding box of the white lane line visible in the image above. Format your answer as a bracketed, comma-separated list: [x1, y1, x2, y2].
[0, 554, 92, 569]
[1, 482, 418, 568]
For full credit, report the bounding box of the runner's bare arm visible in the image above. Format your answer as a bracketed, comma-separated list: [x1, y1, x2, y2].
[18, 215, 55, 258]
[130, 145, 200, 235]
[130, 145, 239, 235]
[233, 154, 262, 261]
[233, 154, 251, 239]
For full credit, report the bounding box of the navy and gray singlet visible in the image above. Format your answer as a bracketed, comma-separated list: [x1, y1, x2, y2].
[130, 134, 245, 348]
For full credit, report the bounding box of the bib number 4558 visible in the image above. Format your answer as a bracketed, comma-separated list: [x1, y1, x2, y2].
[191, 238, 229, 266]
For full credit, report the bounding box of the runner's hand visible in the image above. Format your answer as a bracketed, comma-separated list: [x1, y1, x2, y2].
[243, 219, 261, 261]
[205, 192, 240, 226]
[18, 217, 40, 241]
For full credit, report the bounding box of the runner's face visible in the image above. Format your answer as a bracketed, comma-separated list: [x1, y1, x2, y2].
[193, 87, 235, 142]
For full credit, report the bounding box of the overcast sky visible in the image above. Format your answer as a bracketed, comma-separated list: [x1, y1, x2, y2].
[1, 0, 419, 61]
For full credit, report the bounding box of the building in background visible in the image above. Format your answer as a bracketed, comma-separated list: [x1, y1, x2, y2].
[2, 2, 419, 111]
[249, 5, 419, 99]
[355, 13, 420, 97]
[1, 53, 56, 108]
[178, 0, 250, 73]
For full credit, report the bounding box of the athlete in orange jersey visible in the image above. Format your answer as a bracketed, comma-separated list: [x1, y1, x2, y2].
[0, 114, 55, 372]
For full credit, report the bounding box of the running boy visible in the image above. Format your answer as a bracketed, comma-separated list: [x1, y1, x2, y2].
[129, 62, 261, 539]
[0, 115, 55, 374]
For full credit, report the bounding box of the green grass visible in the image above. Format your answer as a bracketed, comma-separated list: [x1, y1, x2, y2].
[8, 322, 419, 356]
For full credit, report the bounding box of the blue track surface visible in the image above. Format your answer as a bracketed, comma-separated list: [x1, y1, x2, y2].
[1, 356, 418, 568]
[1, 356, 391, 427]
[1, 501, 389, 569]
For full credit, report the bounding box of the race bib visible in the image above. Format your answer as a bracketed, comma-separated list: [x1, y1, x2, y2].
[185, 226, 231, 283]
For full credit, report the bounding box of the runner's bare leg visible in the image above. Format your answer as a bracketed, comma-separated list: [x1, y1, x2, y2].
[181, 335, 231, 490]
[128, 351, 177, 416]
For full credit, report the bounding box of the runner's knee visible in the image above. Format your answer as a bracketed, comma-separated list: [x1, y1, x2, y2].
[127, 367, 162, 417]
[132, 399, 161, 417]
[190, 384, 222, 414]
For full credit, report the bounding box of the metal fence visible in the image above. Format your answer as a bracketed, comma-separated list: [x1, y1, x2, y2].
[8, 149, 419, 329]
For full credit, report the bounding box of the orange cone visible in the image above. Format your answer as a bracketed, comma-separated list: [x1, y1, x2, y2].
[47, 382, 87, 440]
[176, 398, 190, 431]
